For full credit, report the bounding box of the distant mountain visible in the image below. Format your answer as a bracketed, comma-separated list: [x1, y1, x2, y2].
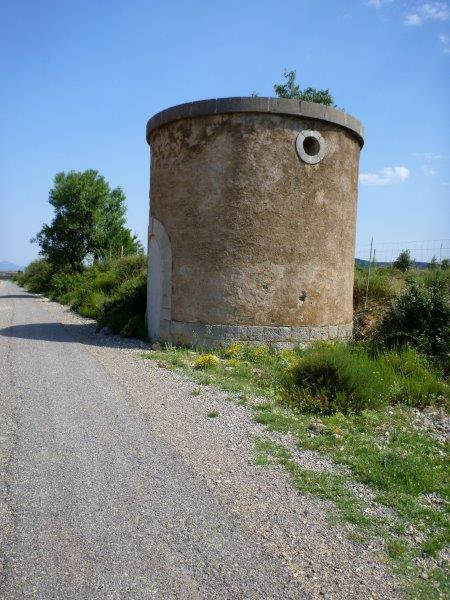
[355, 258, 430, 270]
[0, 261, 25, 271]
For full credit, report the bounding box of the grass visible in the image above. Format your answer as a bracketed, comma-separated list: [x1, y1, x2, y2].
[252, 404, 449, 532]
[377, 272, 450, 360]
[285, 344, 447, 413]
[144, 342, 448, 414]
[206, 410, 220, 418]
[140, 342, 449, 598]
[18, 257, 449, 596]
[252, 422, 449, 599]
[142, 344, 286, 399]
[353, 264, 450, 311]
[353, 264, 399, 307]
[253, 437, 375, 529]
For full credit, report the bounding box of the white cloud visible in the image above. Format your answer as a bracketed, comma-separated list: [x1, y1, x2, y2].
[421, 164, 438, 176]
[438, 32, 450, 52]
[442, 181, 449, 186]
[405, 13, 422, 25]
[359, 166, 410, 186]
[367, 0, 394, 7]
[413, 152, 442, 160]
[404, 3, 450, 26]
[422, 2, 450, 19]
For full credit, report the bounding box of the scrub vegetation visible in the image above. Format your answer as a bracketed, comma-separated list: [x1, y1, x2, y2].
[273, 69, 335, 106]
[142, 345, 448, 598]
[15, 233, 450, 597]
[139, 260, 449, 599]
[15, 255, 147, 338]
[15, 169, 147, 338]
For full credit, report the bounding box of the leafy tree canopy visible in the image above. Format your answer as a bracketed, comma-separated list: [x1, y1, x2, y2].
[32, 170, 142, 271]
[393, 249, 413, 273]
[274, 70, 335, 106]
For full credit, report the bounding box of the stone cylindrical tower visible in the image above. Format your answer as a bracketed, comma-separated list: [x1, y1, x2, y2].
[146, 97, 364, 348]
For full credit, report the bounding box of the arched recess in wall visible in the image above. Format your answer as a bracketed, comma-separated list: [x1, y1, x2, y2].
[147, 217, 172, 341]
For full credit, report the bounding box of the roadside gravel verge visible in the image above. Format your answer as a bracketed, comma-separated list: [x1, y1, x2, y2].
[29, 288, 401, 599]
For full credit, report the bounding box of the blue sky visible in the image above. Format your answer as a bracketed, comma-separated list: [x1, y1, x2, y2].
[1, 0, 449, 266]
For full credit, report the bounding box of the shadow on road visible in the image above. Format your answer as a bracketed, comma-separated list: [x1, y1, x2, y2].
[0, 322, 148, 351]
[0, 294, 38, 299]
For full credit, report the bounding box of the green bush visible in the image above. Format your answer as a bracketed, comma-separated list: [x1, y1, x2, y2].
[283, 343, 389, 414]
[15, 259, 53, 293]
[55, 256, 148, 332]
[428, 256, 439, 270]
[97, 274, 147, 338]
[393, 249, 413, 272]
[59, 269, 102, 315]
[273, 69, 334, 105]
[378, 275, 450, 357]
[421, 265, 450, 290]
[76, 290, 108, 319]
[283, 343, 448, 414]
[48, 270, 82, 300]
[17, 254, 148, 340]
[107, 254, 146, 282]
[90, 269, 116, 294]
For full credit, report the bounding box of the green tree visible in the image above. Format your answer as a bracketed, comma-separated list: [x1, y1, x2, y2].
[393, 249, 413, 272]
[33, 170, 141, 271]
[441, 258, 449, 270]
[101, 187, 143, 259]
[428, 256, 438, 270]
[274, 69, 334, 106]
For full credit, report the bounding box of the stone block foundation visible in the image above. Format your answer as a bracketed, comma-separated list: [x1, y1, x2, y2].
[166, 321, 353, 349]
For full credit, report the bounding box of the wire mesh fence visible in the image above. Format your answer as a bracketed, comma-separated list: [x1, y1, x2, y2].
[355, 239, 450, 266]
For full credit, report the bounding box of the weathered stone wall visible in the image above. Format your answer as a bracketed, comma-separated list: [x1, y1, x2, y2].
[147, 98, 363, 347]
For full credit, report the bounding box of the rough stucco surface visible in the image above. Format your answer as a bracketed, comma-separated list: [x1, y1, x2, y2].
[149, 112, 360, 333]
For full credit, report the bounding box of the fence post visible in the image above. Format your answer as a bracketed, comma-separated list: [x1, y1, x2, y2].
[364, 237, 373, 310]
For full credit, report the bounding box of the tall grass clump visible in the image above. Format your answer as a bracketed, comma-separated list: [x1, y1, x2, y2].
[353, 266, 396, 307]
[377, 273, 450, 359]
[378, 347, 448, 408]
[283, 342, 448, 414]
[352, 266, 405, 341]
[283, 343, 389, 414]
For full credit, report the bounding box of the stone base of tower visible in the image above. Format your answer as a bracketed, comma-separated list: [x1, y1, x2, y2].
[162, 320, 353, 349]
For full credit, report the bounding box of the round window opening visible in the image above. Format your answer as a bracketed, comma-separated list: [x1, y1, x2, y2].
[295, 130, 326, 165]
[303, 136, 320, 156]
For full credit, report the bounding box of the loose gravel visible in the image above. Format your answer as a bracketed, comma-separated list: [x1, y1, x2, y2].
[0, 281, 401, 599]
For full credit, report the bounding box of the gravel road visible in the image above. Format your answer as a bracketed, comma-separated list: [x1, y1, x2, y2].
[0, 280, 399, 599]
